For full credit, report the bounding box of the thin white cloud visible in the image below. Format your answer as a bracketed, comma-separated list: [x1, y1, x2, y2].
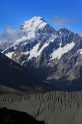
[49, 34, 57, 41]
[54, 16, 77, 26]
[79, 32, 82, 37]
[0, 27, 24, 43]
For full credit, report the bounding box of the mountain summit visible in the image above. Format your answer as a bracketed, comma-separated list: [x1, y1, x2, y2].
[21, 16, 47, 30]
[1, 16, 82, 91]
[3, 16, 56, 59]
[20, 16, 48, 40]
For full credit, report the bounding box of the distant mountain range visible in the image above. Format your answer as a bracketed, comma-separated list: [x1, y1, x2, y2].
[1, 16, 82, 91]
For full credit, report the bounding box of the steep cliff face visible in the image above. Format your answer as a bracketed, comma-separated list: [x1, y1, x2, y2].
[0, 92, 82, 124]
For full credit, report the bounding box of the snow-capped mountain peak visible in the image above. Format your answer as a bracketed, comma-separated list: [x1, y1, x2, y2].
[3, 17, 80, 62]
[2, 16, 56, 58]
[1, 16, 82, 91]
[18, 16, 48, 41]
[21, 16, 47, 31]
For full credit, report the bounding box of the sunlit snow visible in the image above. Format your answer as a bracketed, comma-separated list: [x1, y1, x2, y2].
[28, 42, 49, 60]
[23, 16, 47, 30]
[28, 43, 40, 60]
[22, 16, 47, 40]
[50, 42, 75, 60]
[78, 49, 82, 54]
[5, 52, 14, 58]
[13, 36, 27, 49]
[9, 16, 47, 49]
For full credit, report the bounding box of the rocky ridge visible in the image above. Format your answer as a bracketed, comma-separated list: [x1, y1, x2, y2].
[0, 91, 82, 124]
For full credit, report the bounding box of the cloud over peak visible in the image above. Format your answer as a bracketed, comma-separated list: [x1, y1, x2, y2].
[79, 32, 82, 37]
[0, 27, 24, 43]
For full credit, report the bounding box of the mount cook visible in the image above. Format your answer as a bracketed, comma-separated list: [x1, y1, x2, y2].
[2, 16, 82, 91]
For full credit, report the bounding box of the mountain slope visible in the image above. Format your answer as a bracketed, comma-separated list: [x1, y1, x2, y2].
[0, 52, 57, 94]
[1, 16, 82, 91]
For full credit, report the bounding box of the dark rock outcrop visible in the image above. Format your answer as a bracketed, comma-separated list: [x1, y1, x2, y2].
[0, 107, 45, 124]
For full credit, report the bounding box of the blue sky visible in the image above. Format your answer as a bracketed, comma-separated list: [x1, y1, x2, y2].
[0, 0, 82, 34]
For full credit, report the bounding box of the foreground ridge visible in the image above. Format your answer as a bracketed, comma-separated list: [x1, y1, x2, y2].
[0, 107, 45, 124]
[0, 92, 82, 124]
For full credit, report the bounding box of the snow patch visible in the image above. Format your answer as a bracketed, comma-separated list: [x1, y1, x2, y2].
[21, 51, 29, 55]
[51, 39, 54, 42]
[59, 42, 62, 47]
[28, 42, 50, 60]
[22, 60, 25, 64]
[13, 36, 27, 49]
[49, 34, 57, 42]
[50, 42, 75, 60]
[28, 43, 40, 60]
[78, 49, 82, 54]
[5, 52, 14, 58]
[37, 42, 49, 54]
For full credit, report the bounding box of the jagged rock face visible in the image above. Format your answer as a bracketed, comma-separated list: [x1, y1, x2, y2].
[2, 16, 82, 90]
[1, 92, 82, 124]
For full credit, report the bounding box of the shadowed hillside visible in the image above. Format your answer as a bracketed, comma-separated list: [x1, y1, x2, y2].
[0, 52, 57, 94]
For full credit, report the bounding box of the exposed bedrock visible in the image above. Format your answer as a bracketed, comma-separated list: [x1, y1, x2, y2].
[0, 91, 82, 124]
